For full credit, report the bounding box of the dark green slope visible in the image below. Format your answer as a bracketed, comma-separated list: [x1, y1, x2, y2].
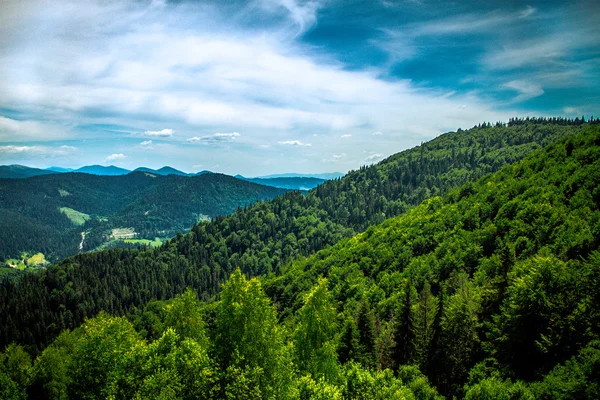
[263, 124, 600, 396]
[0, 119, 592, 353]
[0, 173, 287, 262]
[0, 165, 56, 179]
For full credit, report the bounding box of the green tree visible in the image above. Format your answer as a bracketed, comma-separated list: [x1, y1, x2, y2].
[215, 269, 294, 399]
[294, 278, 340, 383]
[412, 281, 438, 370]
[356, 297, 376, 368]
[392, 279, 416, 368]
[68, 313, 141, 399]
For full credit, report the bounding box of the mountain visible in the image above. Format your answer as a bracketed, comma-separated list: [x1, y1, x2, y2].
[46, 166, 74, 173]
[155, 166, 189, 176]
[255, 172, 345, 180]
[0, 165, 56, 179]
[236, 176, 327, 190]
[0, 118, 591, 351]
[195, 170, 213, 176]
[0, 173, 287, 263]
[134, 166, 189, 176]
[74, 165, 131, 175]
[2, 120, 599, 398]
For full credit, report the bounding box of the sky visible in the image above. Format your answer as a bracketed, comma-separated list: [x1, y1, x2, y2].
[0, 0, 599, 176]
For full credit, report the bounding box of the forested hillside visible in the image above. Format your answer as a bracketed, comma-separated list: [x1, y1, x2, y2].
[0, 119, 591, 353]
[0, 165, 55, 179]
[0, 173, 287, 263]
[1, 122, 599, 399]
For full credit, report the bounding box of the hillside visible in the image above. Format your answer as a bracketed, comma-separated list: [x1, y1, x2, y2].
[2, 123, 599, 399]
[0, 173, 287, 264]
[0, 119, 591, 352]
[0, 165, 56, 179]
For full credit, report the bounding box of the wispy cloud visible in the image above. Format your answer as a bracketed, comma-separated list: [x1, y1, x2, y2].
[364, 153, 383, 163]
[504, 80, 544, 102]
[0, 116, 68, 142]
[278, 140, 312, 147]
[258, 0, 323, 35]
[187, 132, 240, 144]
[323, 153, 346, 163]
[563, 106, 581, 115]
[0, 145, 77, 157]
[140, 140, 153, 146]
[143, 129, 174, 137]
[340, 134, 352, 139]
[372, 131, 383, 136]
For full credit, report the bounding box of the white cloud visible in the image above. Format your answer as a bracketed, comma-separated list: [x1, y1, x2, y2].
[0, 116, 68, 142]
[0, 145, 76, 157]
[519, 6, 536, 19]
[278, 140, 311, 147]
[340, 134, 352, 139]
[143, 129, 173, 137]
[322, 153, 346, 163]
[563, 106, 581, 115]
[365, 153, 383, 163]
[187, 132, 240, 144]
[504, 80, 544, 102]
[259, 0, 323, 35]
[140, 140, 153, 146]
[372, 131, 383, 135]
[105, 153, 126, 162]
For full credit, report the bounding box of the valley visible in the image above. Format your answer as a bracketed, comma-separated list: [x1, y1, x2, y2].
[0, 172, 288, 267]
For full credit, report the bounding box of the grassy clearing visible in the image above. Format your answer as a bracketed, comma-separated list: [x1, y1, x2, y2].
[124, 237, 163, 247]
[58, 189, 71, 197]
[6, 258, 25, 270]
[26, 252, 47, 266]
[60, 207, 91, 226]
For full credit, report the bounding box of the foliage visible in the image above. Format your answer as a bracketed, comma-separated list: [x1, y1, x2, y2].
[1, 120, 600, 398]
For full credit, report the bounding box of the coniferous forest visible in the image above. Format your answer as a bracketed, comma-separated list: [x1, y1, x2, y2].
[1, 118, 600, 399]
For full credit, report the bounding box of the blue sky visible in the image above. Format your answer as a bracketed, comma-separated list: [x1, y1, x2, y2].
[0, 0, 598, 176]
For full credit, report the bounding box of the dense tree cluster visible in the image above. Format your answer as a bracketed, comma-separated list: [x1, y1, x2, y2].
[1, 278, 442, 399]
[1, 120, 599, 398]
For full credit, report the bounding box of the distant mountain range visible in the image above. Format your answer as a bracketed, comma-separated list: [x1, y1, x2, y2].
[0, 165, 342, 190]
[252, 172, 344, 180]
[235, 175, 327, 190]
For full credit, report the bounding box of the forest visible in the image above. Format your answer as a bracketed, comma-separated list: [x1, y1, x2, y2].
[1, 118, 599, 399]
[0, 173, 287, 264]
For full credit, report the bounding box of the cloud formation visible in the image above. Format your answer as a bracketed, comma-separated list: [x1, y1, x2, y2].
[105, 153, 126, 162]
[278, 140, 312, 147]
[0, 0, 598, 174]
[143, 129, 174, 137]
[187, 132, 240, 144]
[0, 145, 76, 157]
[365, 153, 383, 163]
